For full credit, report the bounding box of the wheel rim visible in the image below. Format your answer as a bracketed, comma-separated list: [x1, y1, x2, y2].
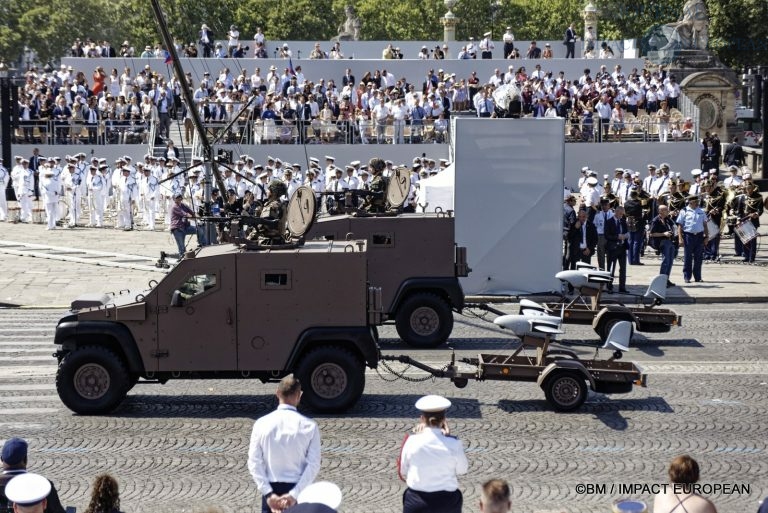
[409, 306, 439, 337]
[73, 363, 111, 400]
[551, 376, 582, 407]
[310, 363, 348, 400]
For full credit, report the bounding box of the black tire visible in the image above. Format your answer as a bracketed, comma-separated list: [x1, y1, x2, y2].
[56, 346, 130, 415]
[542, 370, 588, 412]
[395, 293, 453, 348]
[599, 317, 635, 342]
[295, 346, 364, 413]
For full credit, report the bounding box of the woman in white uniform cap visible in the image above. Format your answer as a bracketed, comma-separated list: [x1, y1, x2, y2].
[397, 395, 468, 513]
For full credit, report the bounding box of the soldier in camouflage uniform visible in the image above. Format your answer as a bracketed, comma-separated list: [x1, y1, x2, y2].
[362, 157, 389, 214]
[246, 179, 286, 244]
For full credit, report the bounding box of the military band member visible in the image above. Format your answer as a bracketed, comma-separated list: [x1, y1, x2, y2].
[116, 167, 138, 230]
[702, 179, 725, 260]
[398, 395, 468, 513]
[688, 169, 703, 197]
[62, 162, 84, 227]
[740, 177, 763, 263]
[601, 179, 618, 209]
[649, 205, 677, 287]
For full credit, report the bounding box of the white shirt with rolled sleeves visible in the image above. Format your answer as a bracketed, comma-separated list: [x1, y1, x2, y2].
[247, 404, 321, 499]
[399, 427, 468, 493]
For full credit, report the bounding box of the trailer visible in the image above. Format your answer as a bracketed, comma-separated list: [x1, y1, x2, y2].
[380, 317, 646, 412]
[519, 267, 682, 342]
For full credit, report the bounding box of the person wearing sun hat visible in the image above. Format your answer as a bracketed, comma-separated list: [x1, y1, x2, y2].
[397, 395, 468, 513]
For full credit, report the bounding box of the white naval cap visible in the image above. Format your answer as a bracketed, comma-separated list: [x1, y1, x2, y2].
[701, 171, 709, 178]
[4, 473, 52, 506]
[297, 481, 343, 510]
[690, 169, 702, 176]
[581, 166, 590, 173]
[586, 176, 598, 185]
[744, 172, 752, 180]
[350, 160, 361, 167]
[309, 157, 319, 165]
[258, 171, 269, 179]
[603, 174, 609, 179]
[660, 162, 670, 169]
[325, 155, 335, 161]
[415, 394, 452, 412]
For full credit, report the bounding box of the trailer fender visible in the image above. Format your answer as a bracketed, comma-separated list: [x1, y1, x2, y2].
[537, 360, 596, 390]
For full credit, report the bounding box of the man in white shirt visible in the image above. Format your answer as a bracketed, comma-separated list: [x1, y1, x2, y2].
[372, 97, 390, 144]
[479, 31, 494, 59]
[248, 375, 321, 513]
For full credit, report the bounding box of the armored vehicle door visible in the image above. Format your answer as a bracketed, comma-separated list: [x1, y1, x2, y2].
[153, 252, 238, 372]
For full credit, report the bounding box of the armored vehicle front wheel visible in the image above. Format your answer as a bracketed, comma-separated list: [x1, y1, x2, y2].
[56, 346, 130, 415]
[295, 346, 364, 413]
[542, 370, 588, 412]
[395, 293, 453, 348]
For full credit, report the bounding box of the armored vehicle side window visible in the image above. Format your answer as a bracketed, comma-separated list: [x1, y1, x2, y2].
[372, 233, 394, 247]
[177, 273, 218, 302]
[262, 271, 291, 289]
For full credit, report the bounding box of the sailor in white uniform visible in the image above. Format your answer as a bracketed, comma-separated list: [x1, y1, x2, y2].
[398, 395, 468, 513]
[40, 167, 60, 230]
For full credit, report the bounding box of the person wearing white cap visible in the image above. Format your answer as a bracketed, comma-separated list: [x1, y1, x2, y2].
[479, 31, 494, 59]
[248, 375, 321, 513]
[139, 165, 160, 231]
[85, 165, 105, 228]
[116, 166, 138, 230]
[0, 156, 8, 221]
[3, 473, 52, 513]
[502, 27, 515, 59]
[290, 481, 342, 513]
[688, 169, 703, 197]
[40, 167, 60, 230]
[397, 395, 468, 513]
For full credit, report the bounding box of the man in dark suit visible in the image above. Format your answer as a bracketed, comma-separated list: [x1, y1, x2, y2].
[604, 205, 629, 293]
[101, 40, 116, 57]
[295, 94, 312, 144]
[342, 69, 356, 88]
[567, 209, 598, 269]
[564, 23, 577, 58]
[525, 41, 542, 59]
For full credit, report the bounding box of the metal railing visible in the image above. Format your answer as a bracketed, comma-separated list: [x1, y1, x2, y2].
[11, 119, 150, 145]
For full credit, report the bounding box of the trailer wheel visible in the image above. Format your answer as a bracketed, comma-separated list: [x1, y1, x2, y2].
[56, 346, 130, 415]
[395, 293, 453, 348]
[599, 317, 634, 342]
[295, 346, 364, 413]
[543, 371, 588, 412]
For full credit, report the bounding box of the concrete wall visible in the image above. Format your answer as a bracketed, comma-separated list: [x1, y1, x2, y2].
[61, 56, 644, 87]
[213, 39, 628, 60]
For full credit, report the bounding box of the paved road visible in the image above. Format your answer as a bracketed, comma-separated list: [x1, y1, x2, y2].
[1, 304, 766, 513]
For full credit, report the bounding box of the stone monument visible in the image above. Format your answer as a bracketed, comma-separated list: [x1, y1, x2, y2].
[332, 5, 361, 42]
[642, 0, 740, 152]
[582, 2, 599, 58]
[441, 0, 459, 42]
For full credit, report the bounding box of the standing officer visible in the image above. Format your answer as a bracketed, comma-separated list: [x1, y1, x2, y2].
[86, 165, 105, 227]
[593, 199, 614, 270]
[604, 206, 629, 293]
[248, 375, 321, 513]
[398, 395, 468, 513]
[40, 168, 60, 231]
[676, 195, 709, 283]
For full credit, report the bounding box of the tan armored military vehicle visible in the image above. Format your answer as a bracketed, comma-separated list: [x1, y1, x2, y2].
[308, 166, 470, 348]
[53, 187, 383, 415]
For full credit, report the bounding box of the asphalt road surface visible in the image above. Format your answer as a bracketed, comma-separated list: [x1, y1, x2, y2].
[1, 304, 767, 513]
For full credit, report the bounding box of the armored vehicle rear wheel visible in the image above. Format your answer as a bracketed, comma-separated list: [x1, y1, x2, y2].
[295, 346, 364, 413]
[56, 346, 129, 415]
[395, 293, 453, 348]
[542, 370, 588, 412]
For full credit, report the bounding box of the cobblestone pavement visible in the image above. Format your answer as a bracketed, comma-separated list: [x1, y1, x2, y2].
[1, 304, 766, 513]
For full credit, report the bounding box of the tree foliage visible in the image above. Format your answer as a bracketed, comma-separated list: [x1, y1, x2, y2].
[0, 0, 764, 70]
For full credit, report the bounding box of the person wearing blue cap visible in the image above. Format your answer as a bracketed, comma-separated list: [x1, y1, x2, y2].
[0, 438, 65, 513]
[397, 395, 468, 513]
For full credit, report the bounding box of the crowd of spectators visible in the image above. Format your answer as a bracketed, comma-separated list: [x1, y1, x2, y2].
[13, 56, 693, 147]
